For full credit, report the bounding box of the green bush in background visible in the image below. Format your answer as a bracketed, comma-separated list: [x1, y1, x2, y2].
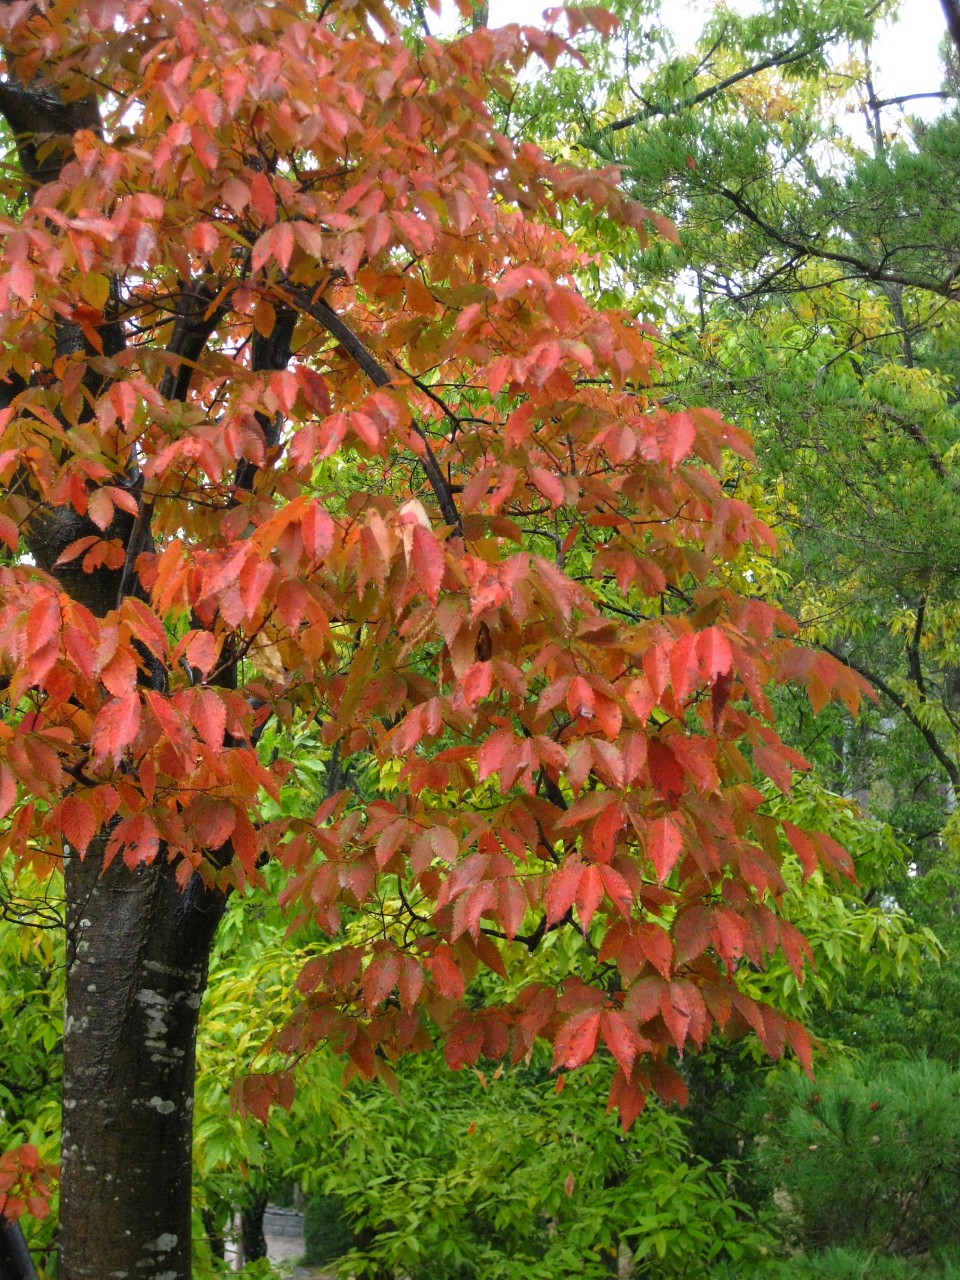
[304, 1195, 356, 1269]
[300, 1052, 773, 1280]
[756, 1060, 960, 1258]
[715, 1248, 960, 1280]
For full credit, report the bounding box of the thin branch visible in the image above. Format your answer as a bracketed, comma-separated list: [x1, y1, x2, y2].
[821, 644, 960, 789]
[872, 91, 953, 108]
[907, 597, 928, 700]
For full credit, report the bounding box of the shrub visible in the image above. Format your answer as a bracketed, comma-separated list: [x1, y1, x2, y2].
[713, 1246, 960, 1280]
[308, 1054, 773, 1280]
[303, 1194, 355, 1268]
[757, 1059, 960, 1256]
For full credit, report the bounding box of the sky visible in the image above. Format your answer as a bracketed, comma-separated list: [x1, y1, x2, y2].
[470, 0, 951, 122]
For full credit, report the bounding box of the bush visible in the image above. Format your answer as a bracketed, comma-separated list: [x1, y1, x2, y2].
[713, 1246, 960, 1279]
[303, 1194, 355, 1268]
[756, 1059, 960, 1256]
[307, 1053, 773, 1280]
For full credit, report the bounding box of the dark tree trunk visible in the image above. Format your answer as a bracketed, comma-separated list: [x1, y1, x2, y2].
[201, 1206, 227, 1261]
[602, 1241, 619, 1276]
[0, 1218, 39, 1280]
[240, 1191, 270, 1264]
[59, 845, 226, 1280]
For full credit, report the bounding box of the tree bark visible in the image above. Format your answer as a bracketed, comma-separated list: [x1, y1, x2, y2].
[59, 845, 226, 1280]
[240, 1191, 269, 1264]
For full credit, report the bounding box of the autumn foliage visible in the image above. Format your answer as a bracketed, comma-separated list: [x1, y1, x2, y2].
[0, 0, 871, 1136]
[0, 1145, 57, 1223]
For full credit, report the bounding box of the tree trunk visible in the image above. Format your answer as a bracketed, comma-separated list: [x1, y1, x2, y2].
[59, 845, 226, 1280]
[0, 1218, 39, 1280]
[201, 1206, 227, 1261]
[240, 1191, 269, 1264]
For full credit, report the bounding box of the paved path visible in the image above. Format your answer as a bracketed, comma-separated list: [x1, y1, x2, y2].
[264, 1228, 338, 1278]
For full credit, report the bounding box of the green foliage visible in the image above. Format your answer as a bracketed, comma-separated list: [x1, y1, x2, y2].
[716, 1247, 960, 1280]
[305, 1053, 773, 1280]
[0, 868, 62, 1272]
[755, 781, 942, 1016]
[303, 1195, 354, 1268]
[757, 1060, 960, 1257]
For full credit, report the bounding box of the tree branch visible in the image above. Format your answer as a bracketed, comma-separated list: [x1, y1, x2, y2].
[717, 185, 960, 298]
[821, 644, 960, 789]
[601, 38, 828, 133]
[872, 91, 953, 108]
[942, 0, 960, 58]
[287, 286, 463, 534]
[116, 281, 231, 608]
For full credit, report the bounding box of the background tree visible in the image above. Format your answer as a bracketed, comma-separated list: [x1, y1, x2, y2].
[512, 0, 960, 845]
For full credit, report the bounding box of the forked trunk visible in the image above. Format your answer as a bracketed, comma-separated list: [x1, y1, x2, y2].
[60, 846, 226, 1280]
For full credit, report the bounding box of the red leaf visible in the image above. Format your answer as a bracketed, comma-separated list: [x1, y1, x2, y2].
[650, 1060, 689, 1107]
[427, 946, 465, 1000]
[250, 171, 277, 223]
[669, 632, 698, 703]
[601, 1009, 638, 1075]
[0, 764, 16, 820]
[87, 488, 115, 531]
[786, 1019, 815, 1076]
[27, 595, 59, 654]
[648, 738, 685, 805]
[567, 675, 595, 720]
[91, 694, 141, 765]
[190, 798, 236, 850]
[461, 660, 493, 709]
[593, 692, 622, 739]
[235, 1072, 291, 1124]
[56, 796, 97, 855]
[498, 878, 528, 940]
[295, 364, 331, 415]
[529, 466, 565, 508]
[608, 1067, 647, 1132]
[637, 921, 673, 977]
[181, 630, 220, 678]
[781, 820, 818, 879]
[412, 525, 445, 603]
[398, 956, 425, 1010]
[575, 863, 603, 931]
[599, 865, 634, 917]
[640, 411, 696, 468]
[546, 859, 583, 925]
[711, 669, 734, 731]
[648, 816, 682, 882]
[754, 743, 794, 795]
[363, 951, 400, 1010]
[697, 626, 733, 680]
[814, 830, 856, 882]
[553, 1009, 601, 1069]
[192, 687, 227, 751]
[0, 513, 19, 550]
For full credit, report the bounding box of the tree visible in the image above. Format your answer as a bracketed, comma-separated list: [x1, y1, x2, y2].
[0, 1, 866, 1276]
